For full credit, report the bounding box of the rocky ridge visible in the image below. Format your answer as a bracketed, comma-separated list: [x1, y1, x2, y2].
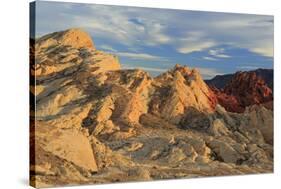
[30, 29, 273, 188]
[205, 69, 273, 90]
[210, 71, 273, 113]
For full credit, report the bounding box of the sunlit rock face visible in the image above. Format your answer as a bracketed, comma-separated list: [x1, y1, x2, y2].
[30, 29, 273, 188]
[148, 64, 217, 124]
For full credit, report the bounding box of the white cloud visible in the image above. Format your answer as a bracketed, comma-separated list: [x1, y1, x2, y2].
[99, 44, 117, 52]
[115, 52, 167, 61]
[208, 48, 231, 58]
[250, 43, 273, 57]
[209, 16, 273, 57]
[177, 41, 215, 54]
[237, 65, 259, 70]
[203, 56, 217, 61]
[70, 5, 173, 47]
[194, 67, 222, 79]
[145, 23, 171, 46]
[176, 31, 216, 54]
[36, 2, 273, 58]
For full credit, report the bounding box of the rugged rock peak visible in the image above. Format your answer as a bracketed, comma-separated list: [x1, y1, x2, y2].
[225, 71, 272, 95]
[173, 64, 196, 74]
[151, 64, 217, 124]
[156, 64, 204, 84]
[209, 70, 273, 113]
[225, 71, 272, 107]
[209, 86, 244, 113]
[36, 28, 95, 50]
[33, 28, 120, 78]
[206, 68, 273, 90]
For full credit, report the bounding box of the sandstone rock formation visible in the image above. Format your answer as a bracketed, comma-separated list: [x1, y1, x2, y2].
[148, 64, 217, 125]
[36, 28, 95, 50]
[30, 29, 273, 188]
[206, 68, 273, 90]
[210, 71, 273, 113]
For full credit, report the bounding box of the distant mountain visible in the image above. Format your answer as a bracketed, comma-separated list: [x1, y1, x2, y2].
[205, 74, 233, 89]
[254, 69, 273, 90]
[205, 69, 273, 90]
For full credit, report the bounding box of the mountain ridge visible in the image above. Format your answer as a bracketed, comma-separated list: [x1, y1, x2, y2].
[208, 70, 273, 113]
[30, 28, 273, 188]
[205, 68, 273, 90]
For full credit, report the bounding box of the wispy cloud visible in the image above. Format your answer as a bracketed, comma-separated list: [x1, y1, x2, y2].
[237, 65, 260, 70]
[208, 48, 231, 58]
[209, 16, 273, 57]
[35, 1, 273, 75]
[36, 2, 273, 58]
[98, 44, 167, 61]
[194, 67, 222, 79]
[68, 5, 174, 47]
[251, 45, 273, 57]
[99, 44, 117, 52]
[203, 56, 217, 61]
[145, 23, 171, 46]
[176, 31, 216, 54]
[177, 41, 215, 54]
[115, 52, 168, 61]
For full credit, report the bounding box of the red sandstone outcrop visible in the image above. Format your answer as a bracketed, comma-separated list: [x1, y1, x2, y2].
[211, 71, 273, 113]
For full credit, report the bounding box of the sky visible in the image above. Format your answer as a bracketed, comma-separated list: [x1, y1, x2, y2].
[34, 1, 274, 79]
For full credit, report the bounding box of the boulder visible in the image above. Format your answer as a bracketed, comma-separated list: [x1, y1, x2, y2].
[208, 139, 241, 164]
[45, 129, 98, 172]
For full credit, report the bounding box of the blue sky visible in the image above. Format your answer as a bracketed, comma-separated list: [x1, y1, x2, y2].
[34, 1, 274, 79]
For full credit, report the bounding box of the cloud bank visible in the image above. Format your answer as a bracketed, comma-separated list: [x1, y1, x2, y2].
[35, 1, 273, 78]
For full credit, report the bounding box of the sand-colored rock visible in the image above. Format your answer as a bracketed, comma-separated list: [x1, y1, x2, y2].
[208, 139, 241, 164]
[36, 85, 84, 117]
[209, 119, 231, 137]
[45, 129, 98, 172]
[36, 28, 95, 50]
[151, 65, 217, 124]
[245, 105, 273, 144]
[31, 29, 273, 188]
